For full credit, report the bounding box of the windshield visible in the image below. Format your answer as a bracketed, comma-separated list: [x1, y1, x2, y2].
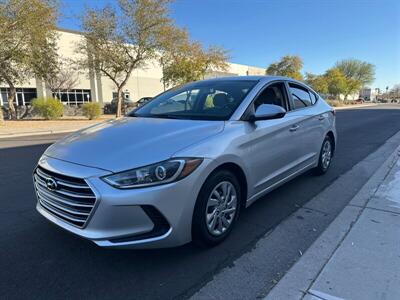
[131, 80, 258, 120]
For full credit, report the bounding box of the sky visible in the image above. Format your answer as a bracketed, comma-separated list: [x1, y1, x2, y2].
[58, 0, 400, 89]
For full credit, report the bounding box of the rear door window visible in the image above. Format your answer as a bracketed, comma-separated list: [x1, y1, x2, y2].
[289, 83, 312, 109]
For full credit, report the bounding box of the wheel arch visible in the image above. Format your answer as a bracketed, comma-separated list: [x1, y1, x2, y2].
[207, 162, 248, 209]
[326, 131, 336, 155]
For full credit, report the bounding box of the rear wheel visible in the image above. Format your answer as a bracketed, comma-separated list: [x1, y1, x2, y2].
[314, 135, 333, 175]
[192, 170, 241, 247]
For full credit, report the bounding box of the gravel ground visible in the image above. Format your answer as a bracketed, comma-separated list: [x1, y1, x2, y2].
[0, 116, 114, 135]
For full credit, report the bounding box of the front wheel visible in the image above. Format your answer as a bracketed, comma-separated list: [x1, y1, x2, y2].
[314, 136, 333, 175]
[192, 170, 241, 247]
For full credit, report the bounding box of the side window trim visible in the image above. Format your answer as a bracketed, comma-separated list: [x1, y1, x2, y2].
[310, 90, 318, 105]
[240, 80, 290, 120]
[284, 81, 295, 111]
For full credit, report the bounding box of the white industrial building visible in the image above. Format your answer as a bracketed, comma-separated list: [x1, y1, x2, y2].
[0, 29, 265, 107]
[359, 87, 377, 101]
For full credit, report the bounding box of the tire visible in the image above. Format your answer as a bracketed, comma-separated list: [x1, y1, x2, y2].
[314, 135, 333, 175]
[192, 170, 241, 247]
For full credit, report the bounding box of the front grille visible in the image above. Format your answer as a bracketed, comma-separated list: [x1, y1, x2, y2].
[33, 166, 97, 228]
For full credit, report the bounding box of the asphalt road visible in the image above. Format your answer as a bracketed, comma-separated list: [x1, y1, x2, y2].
[1, 105, 400, 300]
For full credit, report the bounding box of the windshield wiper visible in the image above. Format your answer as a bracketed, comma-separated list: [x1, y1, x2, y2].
[134, 113, 189, 119]
[132, 113, 223, 120]
[155, 114, 187, 119]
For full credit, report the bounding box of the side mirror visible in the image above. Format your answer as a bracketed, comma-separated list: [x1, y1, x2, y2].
[248, 104, 286, 122]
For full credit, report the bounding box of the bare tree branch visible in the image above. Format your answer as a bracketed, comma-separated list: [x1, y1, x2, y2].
[76, 0, 173, 117]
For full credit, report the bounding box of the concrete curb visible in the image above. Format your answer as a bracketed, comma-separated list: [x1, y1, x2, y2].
[265, 136, 400, 299]
[0, 129, 76, 139]
[334, 104, 377, 110]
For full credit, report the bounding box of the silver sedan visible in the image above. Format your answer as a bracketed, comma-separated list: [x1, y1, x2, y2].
[33, 76, 336, 249]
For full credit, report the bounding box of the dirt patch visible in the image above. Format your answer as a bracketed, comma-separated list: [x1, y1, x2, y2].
[0, 115, 115, 135]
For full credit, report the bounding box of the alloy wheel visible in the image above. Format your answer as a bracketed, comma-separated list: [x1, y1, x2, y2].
[321, 140, 332, 169]
[205, 181, 237, 236]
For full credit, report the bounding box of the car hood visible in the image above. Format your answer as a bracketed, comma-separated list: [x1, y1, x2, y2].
[45, 117, 224, 173]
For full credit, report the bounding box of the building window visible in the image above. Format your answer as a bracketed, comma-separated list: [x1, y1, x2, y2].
[0, 90, 7, 106]
[53, 89, 92, 105]
[0, 88, 37, 106]
[112, 91, 131, 100]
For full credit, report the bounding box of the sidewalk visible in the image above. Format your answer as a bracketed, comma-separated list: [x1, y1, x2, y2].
[334, 103, 377, 110]
[266, 146, 400, 300]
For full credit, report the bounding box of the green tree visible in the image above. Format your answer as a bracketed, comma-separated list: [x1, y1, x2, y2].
[335, 59, 375, 86]
[77, 0, 172, 117]
[0, 0, 58, 119]
[343, 78, 362, 100]
[158, 25, 191, 89]
[159, 25, 229, 87]
[266, 55, 303, 80]
[324, 68, 347, 99]
[305, 72, 328, 95]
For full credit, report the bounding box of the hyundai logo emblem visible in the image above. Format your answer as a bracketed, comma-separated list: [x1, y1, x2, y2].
[46, 177, 58, 191]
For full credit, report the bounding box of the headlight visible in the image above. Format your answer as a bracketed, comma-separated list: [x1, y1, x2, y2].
[101, 158, 203, 189]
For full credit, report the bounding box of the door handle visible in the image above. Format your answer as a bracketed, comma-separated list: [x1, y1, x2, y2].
[318, 115, 325, 121]
[290, 125, 300, 132]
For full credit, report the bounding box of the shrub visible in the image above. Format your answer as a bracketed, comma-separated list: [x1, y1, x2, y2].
[326, 99, 342, 107]
[82, 102, 101, 120]
[32, 97, 63, 120]
[0, 107, 4, 125]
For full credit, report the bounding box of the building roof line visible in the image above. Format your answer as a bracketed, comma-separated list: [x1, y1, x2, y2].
[57, 27, 83, 35]
[55, 28, 265, 71]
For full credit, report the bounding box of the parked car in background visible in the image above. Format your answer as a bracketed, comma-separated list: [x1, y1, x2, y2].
[33, 76, 336, 249]
[355, 98, 364, 104]
[136, 97, 153, 107]
[104, 98, 136, 114]
[377, 98, 389, 103]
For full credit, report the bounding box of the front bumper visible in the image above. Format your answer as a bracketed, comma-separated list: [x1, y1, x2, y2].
[35, 155, 213, 249]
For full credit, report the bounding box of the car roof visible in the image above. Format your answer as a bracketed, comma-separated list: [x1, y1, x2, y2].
[196, 76, 318, 98]
[199, 75, 299, 84]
